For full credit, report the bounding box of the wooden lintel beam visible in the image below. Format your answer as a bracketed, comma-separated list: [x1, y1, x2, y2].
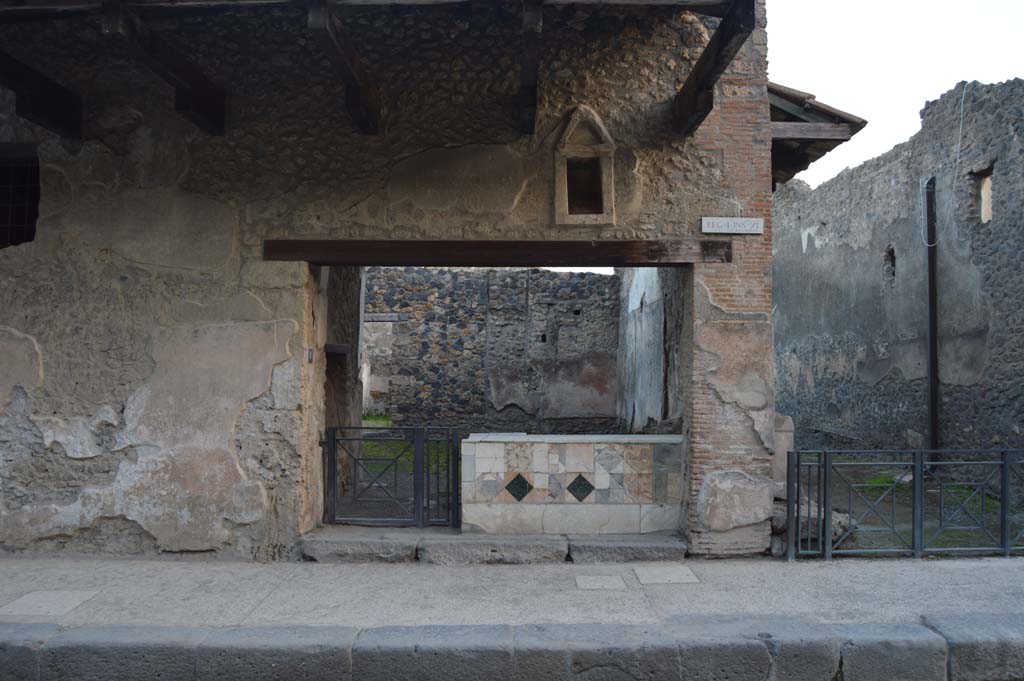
[771, 121, 853, 141]
[101, 3, 226, 135]
[0, 49, 83, 139]
[263, 239, 732, 267]
[0, 0, 731, 15]
[519, 0, 543, 135]
[308, 0, 381, 135]
[672, 0, 755, 136]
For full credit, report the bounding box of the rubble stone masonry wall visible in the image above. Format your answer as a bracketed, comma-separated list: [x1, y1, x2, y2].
[774, 80, 1024, 452]
[0, 0, 773, 557]
[362, 267, 620, 434]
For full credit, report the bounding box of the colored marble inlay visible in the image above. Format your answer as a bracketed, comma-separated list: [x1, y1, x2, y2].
[567, 474, 595, 502]
[505, 473, 533, 502]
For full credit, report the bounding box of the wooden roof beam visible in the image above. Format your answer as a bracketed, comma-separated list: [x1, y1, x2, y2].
[672, 0, 755, 136]
[772, 122, 854, 141]
[0, 49, 83, 139]
[519, 0, 543, 135]
[263, 238, 732, 267]
[0, 1, 731, 15]
[308, 0, 381, 135]
[101, 2, 226, 135]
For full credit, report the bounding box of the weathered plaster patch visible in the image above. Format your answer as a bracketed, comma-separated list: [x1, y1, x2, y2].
[168, 291, 273, 325]
[60, 187, 237, 273]
[387, 145, 529, 214]
[0, 327, 43, 412]
[32, 405, 118, 460]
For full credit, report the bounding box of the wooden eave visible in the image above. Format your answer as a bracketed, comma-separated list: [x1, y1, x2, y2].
[769, 81, 867, 186]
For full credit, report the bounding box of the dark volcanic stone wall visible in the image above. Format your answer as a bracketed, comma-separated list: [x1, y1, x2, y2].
[774, 79, 1024, 451]
[363, 267, 620, 434]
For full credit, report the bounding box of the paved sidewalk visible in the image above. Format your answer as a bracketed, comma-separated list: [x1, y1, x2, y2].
[1, 555, 1022, 628]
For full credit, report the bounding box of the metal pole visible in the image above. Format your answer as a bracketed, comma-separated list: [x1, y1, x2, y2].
[925, 177, 940, 451]
[325, 427, 338, 524]
[452, 430, 462, 529]
[913, 450, 924, 557]
[413, 428, 425, 528]
[823, 451, 833, 561]
[1002, 451, 1011, 557]
[787, 450, 797, 561]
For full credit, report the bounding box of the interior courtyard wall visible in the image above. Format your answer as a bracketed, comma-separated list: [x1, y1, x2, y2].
[774, 80, 1024, 452]
[362, 266, 620, 434]
[0, 0, 774, 557]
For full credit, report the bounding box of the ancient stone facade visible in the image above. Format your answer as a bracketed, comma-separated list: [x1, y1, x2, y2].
[774, 80, 1024, 452]
[362, 266, 620, 433]
[0, 1, 775, 557]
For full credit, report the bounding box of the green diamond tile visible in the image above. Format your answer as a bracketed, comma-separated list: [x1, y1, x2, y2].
[567, 474, 595, 502]
[505, 473, 533, 502]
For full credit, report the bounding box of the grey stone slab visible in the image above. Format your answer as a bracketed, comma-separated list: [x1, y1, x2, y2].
[677, 636, 772, 681]
[196, 626, 356, 681]
[0, 591, 99, 618]
[40, 625, 211, 681]
[633, 565, 698, 584]
[417, 535, 568, 565]
[923, 613, 1024, 681]
[513, 624, 682, 680]
[836, 623, 948, 681]
[668, 616, 840, 681]
[0, 623, 61, 681]
[352, 625, 514, 681]
[575, 575, 627, 590]
[568, 534, 688, 563]
[300, 535, 418, 563]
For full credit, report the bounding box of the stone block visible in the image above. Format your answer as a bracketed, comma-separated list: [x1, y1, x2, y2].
[540, 504, 640, 535]
[836, 623, 947, 681]
[461, 504, 545, 534]
[0, 623, 60, 681]
[696, 470, 774, 533]
[417, 535, 567, 565]
[674, 616, 841, 681]
[677, 637, 772, 681]
[300, 532, 418, 563]
[352, 625, 513, 681]
[514, 624, 681, 680]
[196, 626, 356, 681]
[567, 534, 688, 563]
[640, 504, 683, 534]
[40, 626, 210, 681]
[923, 613, 1024, 681]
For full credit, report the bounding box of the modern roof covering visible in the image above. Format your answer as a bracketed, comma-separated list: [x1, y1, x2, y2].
[769, 82, 867, 186]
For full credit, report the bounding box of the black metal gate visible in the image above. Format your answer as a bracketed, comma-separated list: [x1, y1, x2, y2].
[322, 426, 460, 527]
[786, 449, 1024, 560]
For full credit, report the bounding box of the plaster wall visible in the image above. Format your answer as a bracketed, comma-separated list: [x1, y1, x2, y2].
[0, 0, 774, 556]
[774, 80, 1024, 452]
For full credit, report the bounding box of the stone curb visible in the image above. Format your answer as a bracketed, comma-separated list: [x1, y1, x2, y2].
[1, 615, 1020, 680]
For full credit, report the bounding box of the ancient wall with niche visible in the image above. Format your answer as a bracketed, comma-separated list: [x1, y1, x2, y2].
[0, 0, 774, 557]
[362, 266, 620, 434]
[774, 79, 1024, 453]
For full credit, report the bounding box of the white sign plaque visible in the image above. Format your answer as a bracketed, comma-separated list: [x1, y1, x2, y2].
[701, 217, 764, 235]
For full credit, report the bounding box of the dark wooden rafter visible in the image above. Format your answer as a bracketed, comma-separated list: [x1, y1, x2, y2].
[0, 1, 732, 14]
[101, 2, 226, 135]
[672, 0, 755, 136]
[0, 50, 83, 139]
[263, 238, 732, 267]
[771, 122, 854, 141]
[518, 0, 543, 135]
[308, 0, 381, 135]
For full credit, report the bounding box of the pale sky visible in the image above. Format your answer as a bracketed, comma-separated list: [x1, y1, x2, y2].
[767, 0, 1024, 187]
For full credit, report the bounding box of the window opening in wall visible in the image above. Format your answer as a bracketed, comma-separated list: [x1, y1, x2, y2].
[566, 157, 603, 215]
[976, 166, 994, 224]
[0, 144, 40, 250]
[883, 245, 896, 288]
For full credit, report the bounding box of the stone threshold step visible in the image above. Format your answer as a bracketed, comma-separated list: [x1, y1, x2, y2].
[301, 527, 688, 565]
